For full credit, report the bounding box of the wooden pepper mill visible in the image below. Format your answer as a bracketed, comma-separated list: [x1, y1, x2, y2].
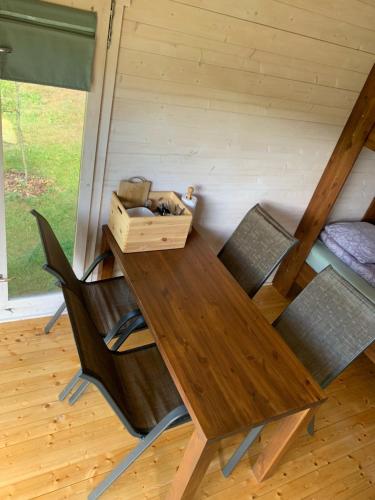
[182, 186, 197, 232]
[186, 186, 194, 200]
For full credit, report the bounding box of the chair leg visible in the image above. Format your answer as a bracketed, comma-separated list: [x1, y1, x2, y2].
[68, 380, 90, 405]
[88, 405, 188, 500]
[44, 302, 66, 334]
[88, 437, 150, 500]
[222, 424, 264, 477]
[59, 369, 82, 401]
[307, 416, 316, 436]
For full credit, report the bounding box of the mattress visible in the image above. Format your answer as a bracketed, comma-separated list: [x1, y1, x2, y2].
[306, 240, 375, 304]
[320, 230, 375, 287]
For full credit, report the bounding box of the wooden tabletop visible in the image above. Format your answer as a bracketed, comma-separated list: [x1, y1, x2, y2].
[102, 225, 324, 442]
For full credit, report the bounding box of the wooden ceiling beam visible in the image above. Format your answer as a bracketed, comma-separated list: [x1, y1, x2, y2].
[273, 64, 375, 297]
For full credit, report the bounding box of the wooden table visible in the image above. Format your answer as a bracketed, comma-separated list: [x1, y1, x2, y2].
[100, 225, 325, 499]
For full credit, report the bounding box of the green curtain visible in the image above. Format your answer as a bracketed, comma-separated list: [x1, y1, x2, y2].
[0, 0, 97, 91]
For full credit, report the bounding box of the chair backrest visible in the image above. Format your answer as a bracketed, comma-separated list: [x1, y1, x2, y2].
[61, 283, 133, 423]
[218, 204, 297, 297]
[31, 209, 80, 294]
[274, 266, 375, 388]
[63, 283, 187, 440]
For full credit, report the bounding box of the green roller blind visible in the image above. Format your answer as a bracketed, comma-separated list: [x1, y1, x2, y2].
[0, 0, 97, 91]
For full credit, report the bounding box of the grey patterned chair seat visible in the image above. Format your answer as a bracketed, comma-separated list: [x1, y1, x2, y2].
[219, 204, 297, 297]
[274, 266, 375, 387]
[222, 266, 375, 478]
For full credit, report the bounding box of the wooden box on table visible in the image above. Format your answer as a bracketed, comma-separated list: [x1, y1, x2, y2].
[108, 191, 192, 253]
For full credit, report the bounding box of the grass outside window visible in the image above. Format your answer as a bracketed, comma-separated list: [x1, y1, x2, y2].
[0, 81, 85, 298]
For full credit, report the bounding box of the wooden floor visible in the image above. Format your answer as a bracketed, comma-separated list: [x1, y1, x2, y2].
[0, 286, 374, 499]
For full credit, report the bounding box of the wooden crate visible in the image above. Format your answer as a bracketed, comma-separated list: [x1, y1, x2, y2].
[108, 191, 192, 253]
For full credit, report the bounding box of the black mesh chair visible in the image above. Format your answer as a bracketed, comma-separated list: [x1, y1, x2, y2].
[219, 204, 297, 298]
[223, 266, 375, 477]
[61, 283, 190, 500]
[31, 209, 146, 404]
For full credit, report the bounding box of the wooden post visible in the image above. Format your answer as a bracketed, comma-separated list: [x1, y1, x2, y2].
[166, 429, 218, 500]
[363, 197, 375, 223]
[362, 196, 375, 364]
[365, 126, 375, 151]
[253, 407, 319, 482]
[99, 227, 115, 279]
[273, 64, 375, 297]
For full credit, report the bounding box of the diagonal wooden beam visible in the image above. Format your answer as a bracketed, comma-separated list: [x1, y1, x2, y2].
[365, 126, 375, 152]
[363, 197, 375, 223]
[273, 64, 375, 297]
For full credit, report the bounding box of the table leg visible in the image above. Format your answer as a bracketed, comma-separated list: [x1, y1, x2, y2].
[166, 429, 218, 500]
[253, 406, 319, 482]
[99, 231, 115, 279]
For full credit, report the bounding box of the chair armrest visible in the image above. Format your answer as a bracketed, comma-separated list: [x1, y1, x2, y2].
[81, 251, 113, 282]
[103, 308, 143, 345]
[111, 316, 147, 351]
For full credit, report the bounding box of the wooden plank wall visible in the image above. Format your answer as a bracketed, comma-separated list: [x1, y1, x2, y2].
[99, 0, 375, 251]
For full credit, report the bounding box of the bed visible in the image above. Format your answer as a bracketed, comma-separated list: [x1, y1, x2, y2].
[307, 240, 375, 304]
[307, 220, 375, 304]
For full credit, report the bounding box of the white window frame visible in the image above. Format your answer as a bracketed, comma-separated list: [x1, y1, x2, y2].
[0, 0, 128, 322]
[0, 107, 7, 307]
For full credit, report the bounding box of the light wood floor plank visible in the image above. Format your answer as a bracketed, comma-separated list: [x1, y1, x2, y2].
[0, 286, 374, 499]
[0, 369, 80, 400]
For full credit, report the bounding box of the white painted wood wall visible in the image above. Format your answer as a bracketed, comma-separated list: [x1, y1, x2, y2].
[99, 0, 375, 252]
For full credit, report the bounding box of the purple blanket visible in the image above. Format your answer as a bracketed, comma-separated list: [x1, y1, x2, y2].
[320, 230, 375, 287]
[324, 221, 375, 264]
